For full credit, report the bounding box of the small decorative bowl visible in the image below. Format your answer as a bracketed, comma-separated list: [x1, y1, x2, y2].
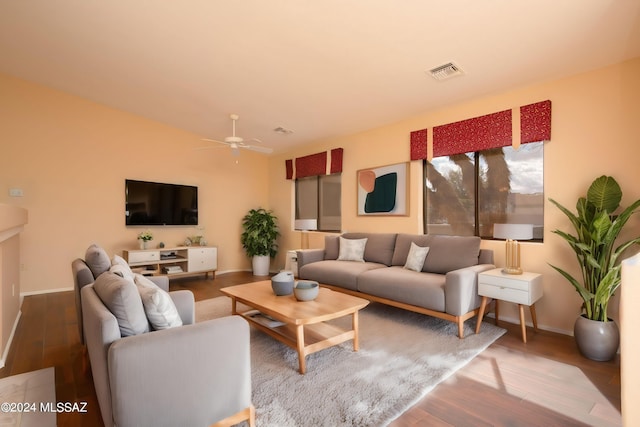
[294, 280, 319, 301]
[271, 271, 295, 296]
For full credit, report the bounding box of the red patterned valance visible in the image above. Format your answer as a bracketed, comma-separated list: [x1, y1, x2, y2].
[296, 152, 327, 179]
[285, 159, 294, 180]
[521, 100, 551, 143]
[285, 148, 344, 179]
[412, 100, 552, 160]
[433, 109, 512, 158]
[410, 128, 428, 160]
[330, 148, 344, 174]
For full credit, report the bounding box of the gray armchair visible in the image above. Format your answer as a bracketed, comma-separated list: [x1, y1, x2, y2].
[81, 282, 254, 427]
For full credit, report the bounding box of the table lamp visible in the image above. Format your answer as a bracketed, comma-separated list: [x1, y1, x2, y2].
[493, 223, 534, 275]
[294, 219, 317, 249]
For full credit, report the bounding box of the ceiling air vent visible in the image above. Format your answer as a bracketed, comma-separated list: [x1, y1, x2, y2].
[273, 126, 294, 135]
[428, 62, 463, 81]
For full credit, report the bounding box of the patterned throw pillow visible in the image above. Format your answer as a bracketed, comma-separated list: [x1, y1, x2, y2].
[337, 237, 368, 262]
[403, 242, 430, 272]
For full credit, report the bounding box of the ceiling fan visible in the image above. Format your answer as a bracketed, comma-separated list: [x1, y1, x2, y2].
[201, 114, 273, 156]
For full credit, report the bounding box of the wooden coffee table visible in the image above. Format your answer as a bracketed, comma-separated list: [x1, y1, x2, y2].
[221, 280, 369, 374]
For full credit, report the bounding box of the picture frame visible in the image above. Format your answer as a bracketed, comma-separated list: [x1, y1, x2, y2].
[357, 162, 409, 216]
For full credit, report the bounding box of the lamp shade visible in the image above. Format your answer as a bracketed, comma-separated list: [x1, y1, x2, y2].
[294, 219, 318, 231]
[493, 223, 534, 240]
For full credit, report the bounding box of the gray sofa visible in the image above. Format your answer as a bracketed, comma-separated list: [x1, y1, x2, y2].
[73, 246, 254, 427]
[297, 233, 495, 338]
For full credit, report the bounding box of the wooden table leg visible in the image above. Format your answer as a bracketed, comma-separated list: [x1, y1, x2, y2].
[295, 325, 306, 374]
[352, 311, 360, 351]
[494, 299, 500, 326]
[230, 297, 237, 315]
[518, 304, 527, 343]
[530, 304, 538, 332]
[475, 296, 488, 334]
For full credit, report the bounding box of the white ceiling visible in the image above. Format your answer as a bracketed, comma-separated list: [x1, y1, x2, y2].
[1, 1, 639, 153]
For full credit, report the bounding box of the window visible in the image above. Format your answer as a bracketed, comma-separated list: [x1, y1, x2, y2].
[424, 142, 544, 240]
[295, 174, 341, 231]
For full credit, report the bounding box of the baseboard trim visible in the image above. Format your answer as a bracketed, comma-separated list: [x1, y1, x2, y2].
[0, 309, 22, 369]
[20, 286, 74, 297]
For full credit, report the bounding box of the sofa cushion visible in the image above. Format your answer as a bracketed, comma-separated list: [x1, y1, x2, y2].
[85, 244, 111, 278]
[299, 260, 387, 291]
[391, 234, 432, 266]
[337, 237, 367, 262]
[404, 242, 430, 272]
[93, 272, 149, 336]
[324, 235, 340, 260]
[342, 233, 397, 266]
[357, 266, 446, 312]
[134, 274, 183, 330]
[423, 235, 481, 274]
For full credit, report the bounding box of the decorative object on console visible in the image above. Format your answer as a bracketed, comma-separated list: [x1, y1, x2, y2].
[549, 175, 640, 361]
[241, 208, 280, 276]
[357, 162, 409, 216]
[493, 223, 534, 275]
[137, 230, 153, 249]
[294, 218, 317, 249]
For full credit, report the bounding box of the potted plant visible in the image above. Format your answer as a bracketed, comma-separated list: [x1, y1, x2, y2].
[549, 175, 640, 361]
[137, 230, 153, 249]
[241, 208, 279, 276]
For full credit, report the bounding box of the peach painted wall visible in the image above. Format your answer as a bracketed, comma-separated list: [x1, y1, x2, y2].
[1, 73, 270, 294]
[269, 57, 640, 335]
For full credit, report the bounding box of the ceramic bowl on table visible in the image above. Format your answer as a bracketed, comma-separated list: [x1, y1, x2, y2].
[271, 271, 295, 295]
[294, 280, 319, 301]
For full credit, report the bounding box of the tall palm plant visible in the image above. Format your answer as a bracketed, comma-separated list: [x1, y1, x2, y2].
[549, 175, 640, 321]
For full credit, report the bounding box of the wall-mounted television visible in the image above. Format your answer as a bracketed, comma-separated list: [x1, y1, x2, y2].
[125, 179, 198, 226]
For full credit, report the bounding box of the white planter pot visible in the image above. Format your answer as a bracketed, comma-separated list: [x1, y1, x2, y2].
[252, 255, 271, 276]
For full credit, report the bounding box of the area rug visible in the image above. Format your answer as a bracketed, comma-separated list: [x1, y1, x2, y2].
[0, 367, 56, 427]
[196, 296, 505, 427]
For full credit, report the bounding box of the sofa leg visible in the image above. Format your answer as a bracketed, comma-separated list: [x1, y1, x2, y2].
[210, 404, 255, 427]
[457, 319, 465, 339]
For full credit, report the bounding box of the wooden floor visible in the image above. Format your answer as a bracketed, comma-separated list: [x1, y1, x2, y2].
[0, 272, 621, 426]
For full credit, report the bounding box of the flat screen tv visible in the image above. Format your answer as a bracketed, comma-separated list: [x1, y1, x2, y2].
[125, 179, 198, 226]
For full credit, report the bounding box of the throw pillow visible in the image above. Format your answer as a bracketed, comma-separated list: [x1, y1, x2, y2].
[337, 237, 368, 262]
[85, 244, 111, 278]
[403, 242, 430, 272]
[93, 272, 150, 337]
[134, 274, 183, 330]
[110, 255, 134, 280]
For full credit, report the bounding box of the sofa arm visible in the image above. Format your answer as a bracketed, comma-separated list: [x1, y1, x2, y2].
[169, 290, 195, 325]
[296, 249, 325, 270]
[149, 275, 169, 291]
[444, 264, 495, 316]
[108, 316, 251, 427]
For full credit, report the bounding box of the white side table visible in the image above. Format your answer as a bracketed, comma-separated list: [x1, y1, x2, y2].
[475, 268, 543, 343]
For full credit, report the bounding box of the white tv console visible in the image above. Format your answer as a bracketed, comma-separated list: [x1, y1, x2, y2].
[123, 246, 217, 279]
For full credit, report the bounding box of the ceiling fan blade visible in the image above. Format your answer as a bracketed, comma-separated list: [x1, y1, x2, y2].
[201, 138, 227, 145]
[243, 145, 274, 154]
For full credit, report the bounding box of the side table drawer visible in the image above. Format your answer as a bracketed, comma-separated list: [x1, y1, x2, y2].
[479, 283, 531, 305]
[479, 273, 532, 291]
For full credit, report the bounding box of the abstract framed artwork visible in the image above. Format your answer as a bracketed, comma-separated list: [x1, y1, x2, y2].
[357, 162, 409, 216]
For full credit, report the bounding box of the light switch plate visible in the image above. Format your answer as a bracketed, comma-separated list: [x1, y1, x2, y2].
[9, 188, 23, 197]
